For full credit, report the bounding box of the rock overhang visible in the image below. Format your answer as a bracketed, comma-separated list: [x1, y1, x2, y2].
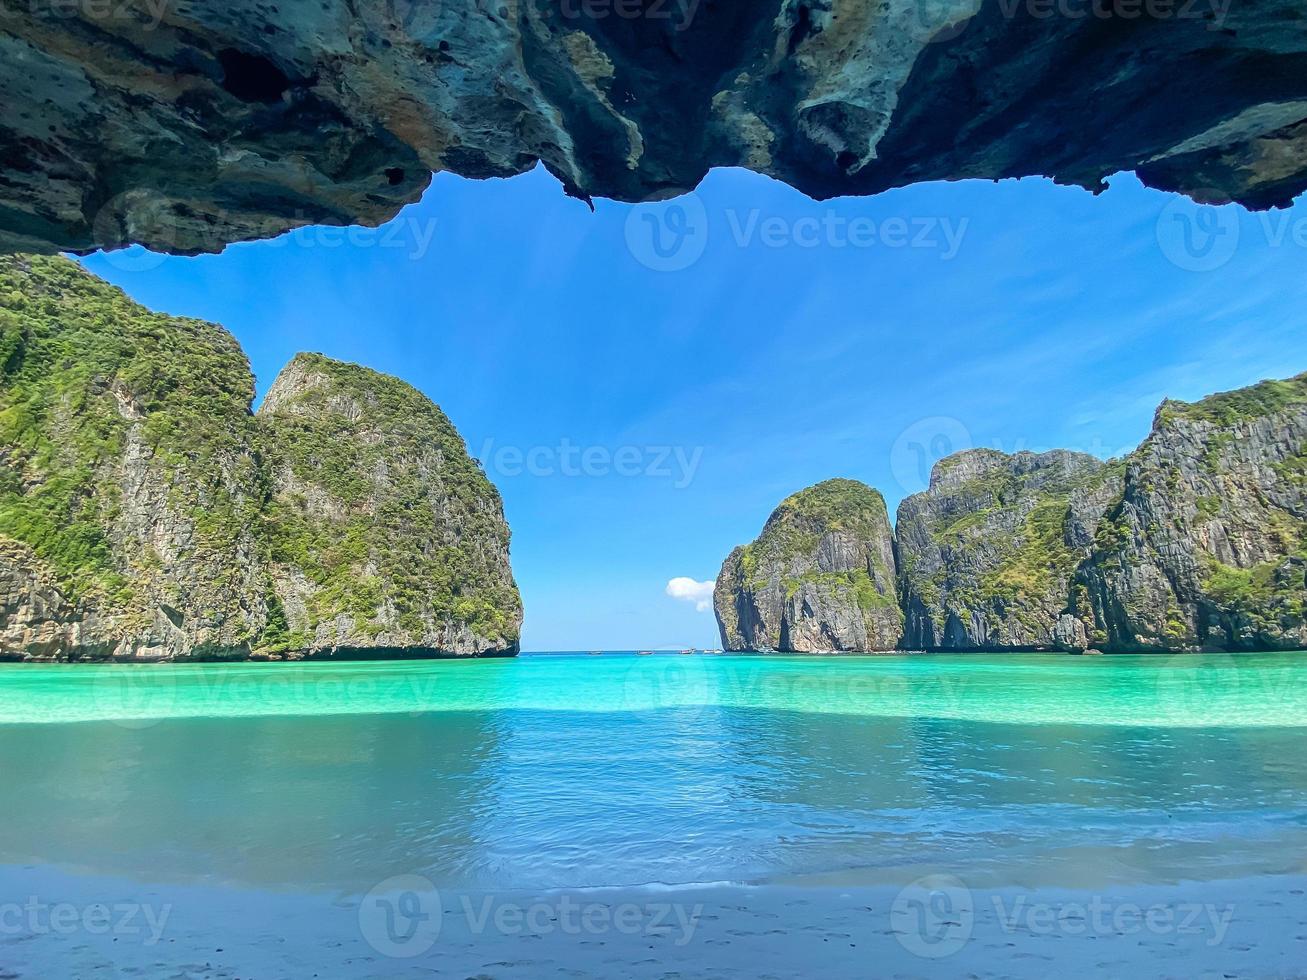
[2, 0, 1307, 256]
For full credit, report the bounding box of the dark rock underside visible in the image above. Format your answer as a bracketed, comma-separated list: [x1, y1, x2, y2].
[3, 1, 1307, 254]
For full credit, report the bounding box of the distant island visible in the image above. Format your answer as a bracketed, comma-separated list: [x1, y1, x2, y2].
[4, 255, 1303, 663]
[0, 255, 521, 661]
[716, 373, 1307, 654]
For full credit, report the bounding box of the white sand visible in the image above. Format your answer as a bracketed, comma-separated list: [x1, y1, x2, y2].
[2, 864, 1305, 979]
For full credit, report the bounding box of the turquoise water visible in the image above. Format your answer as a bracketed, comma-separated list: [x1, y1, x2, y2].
[1, 652, 1306, 892]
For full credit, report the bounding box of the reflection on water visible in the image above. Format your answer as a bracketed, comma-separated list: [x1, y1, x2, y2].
[0, 653, 1306, 893]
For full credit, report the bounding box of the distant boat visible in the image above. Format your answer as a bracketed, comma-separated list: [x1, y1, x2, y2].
[588, 650, 603, 656]
[637, 650, 654, 656]
[679, 648, 694, 655]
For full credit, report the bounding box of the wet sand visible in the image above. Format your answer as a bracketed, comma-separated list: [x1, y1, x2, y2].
[2, 864, 1305, 979]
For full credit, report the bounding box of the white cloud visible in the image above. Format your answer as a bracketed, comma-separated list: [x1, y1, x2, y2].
[665, 577, 715, 613]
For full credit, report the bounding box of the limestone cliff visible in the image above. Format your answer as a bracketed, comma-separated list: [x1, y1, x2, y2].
[3, 3, 1307, 254]
[1073, 375, 1307, 652]
[0, 254, 269, 659]
[714, 479, 901, 652]
[0, 256, 521, 660]
[716, 374, 1306, 654]
[896, 449, 1120, 650]
[257, 354, 522, 657]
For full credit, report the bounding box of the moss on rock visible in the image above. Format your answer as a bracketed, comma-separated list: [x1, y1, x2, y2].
[714, 479, 901, 652]
[0, 256, 521, 660]
[258, 353, 521, 655]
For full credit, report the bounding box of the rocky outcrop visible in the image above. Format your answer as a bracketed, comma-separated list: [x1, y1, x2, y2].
[0, 255, 521, 660]
[713, 479, 901, 652]
[716, 374, 1306, 654]
[4, 3, 1307, 254]
[257, 353, 522, 658]
[896, 449, 1120, 650]
[0, 254, 270, 659]
[1072, 375, 1307, 652]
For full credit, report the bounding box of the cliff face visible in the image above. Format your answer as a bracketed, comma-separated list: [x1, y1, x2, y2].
[257, 354, 522, 657]
[3, 2, 1307, 254]
[715, 374, 1306, 654]
[896, 449, 1119, 651]
[0, 254, 269, 659]
[1074, 376, 1307, 652]
[713, 479, 901, 652]
[0, 257, 521, 661]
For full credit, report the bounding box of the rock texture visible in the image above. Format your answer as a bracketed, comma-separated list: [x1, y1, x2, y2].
[1073, 375, 1307, 652]
[4, 2, 1307, 254]
[258, 353, 522, 658]
[713, 479, 902, 652]
[716, 374, 1306, 654]
[896, 449, 1120, 650]
[0, 255, 521, 660]
[0, 253, 269, 659]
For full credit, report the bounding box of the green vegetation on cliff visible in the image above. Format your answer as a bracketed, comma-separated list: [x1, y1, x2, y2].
[982, 498, 1079, 606]
[0, 254, 262, 645]
[0, 257, 521, 660]
[258, 353, 521, 652]
[896, 450, 1112, 649]
[715, 478, 902, 652]
[1156, 372, 1307, 427]
[740, 479, 894, 589]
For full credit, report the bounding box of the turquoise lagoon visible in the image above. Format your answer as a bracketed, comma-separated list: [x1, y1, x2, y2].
[1, 652, 1305, 893]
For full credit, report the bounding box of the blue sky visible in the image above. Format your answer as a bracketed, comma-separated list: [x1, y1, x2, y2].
[80, 166, 1307, 650]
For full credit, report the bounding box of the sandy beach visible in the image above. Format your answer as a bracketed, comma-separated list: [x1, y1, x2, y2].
[3, 863, 1305, 979]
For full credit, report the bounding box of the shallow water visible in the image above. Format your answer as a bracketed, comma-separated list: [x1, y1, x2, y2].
[1, 652, 1305, 893]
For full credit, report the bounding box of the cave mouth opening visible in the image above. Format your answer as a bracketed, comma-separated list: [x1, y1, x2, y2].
[218, 48, 291, 104]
